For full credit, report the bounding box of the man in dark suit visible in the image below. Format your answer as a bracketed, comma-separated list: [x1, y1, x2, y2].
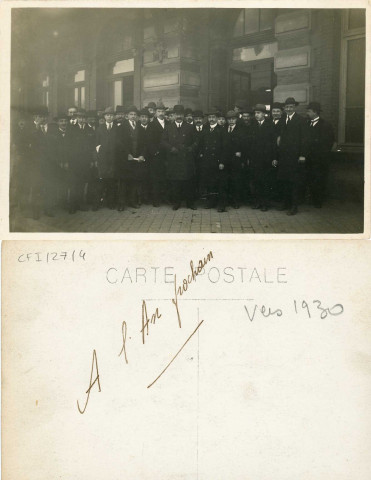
[146, 102, 168, 207]
[94, 106, 121, 210]
[248, 104, 277, 212]
[161, 104, 198, 210]
[224, 110, 247, 209]
[270, 102, 285, 203]
[306, 102, 335, 208]
[197, 107, 227, 212]
[26, 106, 50, 219]
[51, 113, 76, 213]
[118, 105, 146, 209]
[277, 97, 310, 215]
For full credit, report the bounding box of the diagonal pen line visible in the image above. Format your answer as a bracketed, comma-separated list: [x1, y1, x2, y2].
[147, 320, 204, 389]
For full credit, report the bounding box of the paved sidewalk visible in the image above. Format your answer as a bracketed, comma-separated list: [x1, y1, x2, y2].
[11, 199, 364, 234]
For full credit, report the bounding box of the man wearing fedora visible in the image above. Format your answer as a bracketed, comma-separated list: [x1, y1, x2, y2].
[248, 104, 277, 212]
[94, 106, 121, 210]
[197, 107, 227, 212]
[277, 97, 310, 215]
[224, 110, 247, 209]
[146, 102, 168, 206]
[161, 104, 197, 210]
[119, 105, 147, 209]
[306, 102, 335, 208]
[115, 106, 126, 127]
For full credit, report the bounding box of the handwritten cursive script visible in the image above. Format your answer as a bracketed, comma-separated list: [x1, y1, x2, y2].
[172, 251, 213, 328]
[77, 349, 101, 414]
[141, 300, 162, 344]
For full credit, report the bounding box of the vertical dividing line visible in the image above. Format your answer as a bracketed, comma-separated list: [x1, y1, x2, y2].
[197, 307, 200, 480]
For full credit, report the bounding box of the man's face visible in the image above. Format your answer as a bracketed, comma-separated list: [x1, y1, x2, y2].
[242, 113, 251, 125]
[156, 108, 165, 120]
[272, 108, 282, 120]
[217, 117, 226, 126]
[169, 113, 176, 123]
[87, 116, 96, 126]
[227, 117, 237, 126]
[104, 113, 114, 123]
[128, 111, 137, 122]
[208, 114, 217, 126]
[58, 118, 67, 130]
[99, 117, 105, 125]
[234, 106, 241, 114]
[77, 115, 86, 125]
[148, 107, 155, 116]
[255, 111, 265, 122]
[116, 113, 125, 122]
[185, 114, 193, 124]
[306, 109, 317, 120]
[194, 116, 203, 126]
[284, 104, 295, 116]
[175, 112, 184, 123]
[140, 114, 149, 126]
[68, 107, 77, 117]
[34, 115, 47, 126]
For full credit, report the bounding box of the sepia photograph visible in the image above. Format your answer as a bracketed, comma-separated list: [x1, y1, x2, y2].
[9, 7, 367, 233]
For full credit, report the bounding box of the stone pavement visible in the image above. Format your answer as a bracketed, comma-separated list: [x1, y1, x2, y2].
[11, 199, 364, 234]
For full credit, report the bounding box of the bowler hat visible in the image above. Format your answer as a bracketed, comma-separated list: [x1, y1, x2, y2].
[184, 108, 193, 116]
[139, 108, 150, 116]
[104, 106, 115, 115]
[284, 97, 299, 106]
[33, 106, 49, 116]
[206, 107, 220, 116]
[116, 105, 125, 113]
[156, 102, 166, 110]
[271, 102, 283, 110]
[193, 110, 204, 118]
[173, 105, 185, 114]
[147, 102, 157, 109]
[253, 104, 267, 113]
[56, 113, 69, 120]
[126, 105, 138, 114]
[226, 110, 238, 118]
[307, 101, 322, 113]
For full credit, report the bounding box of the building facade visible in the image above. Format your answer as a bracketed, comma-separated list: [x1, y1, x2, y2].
[12, 8, 366, 151]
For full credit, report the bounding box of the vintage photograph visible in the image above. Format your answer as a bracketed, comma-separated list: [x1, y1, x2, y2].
[9, 7, 366, 233]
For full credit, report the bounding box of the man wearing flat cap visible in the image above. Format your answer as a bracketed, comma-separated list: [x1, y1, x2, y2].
[224, 110, 247, 209]
[248, 104, 277, 212]
[94, 106, 121, 210]
[161, 104, 198, 210]
[306, 102, 335, 208]
[197, 107, 227, 212]
[118, 105, 147, 209]
[146, 102, 168, 206]
[277, 97, 310, 215]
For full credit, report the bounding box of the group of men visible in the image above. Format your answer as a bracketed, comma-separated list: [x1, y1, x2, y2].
[11, 96, 335, 219]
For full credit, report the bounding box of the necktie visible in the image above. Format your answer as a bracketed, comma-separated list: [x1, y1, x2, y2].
[286, 116, 291, 124]
[197, 126, 201, 132]
[108, 124, 111, 131]
[310, 120, 316, 127]
[229, 126, 232, 133]
[131, 121, 136, 129]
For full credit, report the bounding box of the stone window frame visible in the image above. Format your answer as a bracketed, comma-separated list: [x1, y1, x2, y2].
[338, 9, 366, 146]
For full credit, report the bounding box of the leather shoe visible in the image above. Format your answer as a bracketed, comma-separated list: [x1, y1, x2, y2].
[172, 204, 180, 211]
[287, 206, 298, 216]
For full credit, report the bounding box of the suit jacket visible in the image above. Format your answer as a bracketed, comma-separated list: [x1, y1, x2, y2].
[307, 118, 335, 164]
[96, 123, 122, 179]
[74, 124, 96, 176]
[224, 124, 248, 173]
[118, 120, 146, 179]
[161, 121, 197, 181]
[197, 124, 226, 178]
[248, 119, 277, 171]
[278, 112, 310, 181]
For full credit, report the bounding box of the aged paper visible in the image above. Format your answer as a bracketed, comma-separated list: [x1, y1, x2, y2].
[2, 240, 371, 479]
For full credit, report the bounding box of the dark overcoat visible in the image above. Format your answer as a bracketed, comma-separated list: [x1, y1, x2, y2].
[277, 113, 310, 182]
[95, 123, 121, 179]
[161, 122, 197, 181]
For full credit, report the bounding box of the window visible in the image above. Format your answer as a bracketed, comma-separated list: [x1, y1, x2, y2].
[111, 60, 134, 109]
[73, 69, 86, 109]
[339, 10, 365, 145]
[233, 9, 275, 37]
